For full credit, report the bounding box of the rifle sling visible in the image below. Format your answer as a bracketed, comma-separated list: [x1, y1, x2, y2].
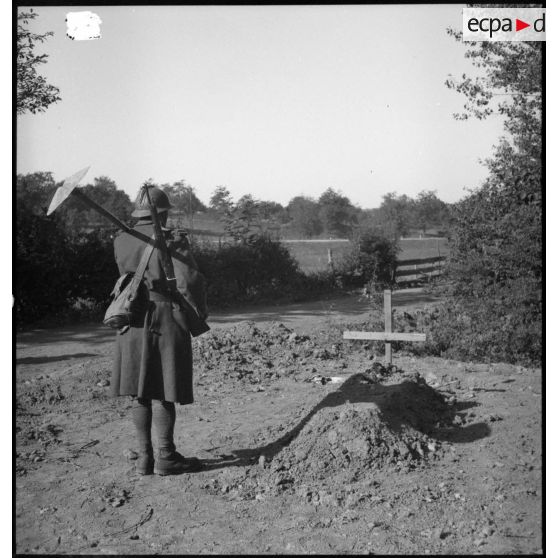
[127, 234, 156, 300]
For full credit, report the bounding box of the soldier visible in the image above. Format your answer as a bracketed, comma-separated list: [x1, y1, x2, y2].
[111, 185, 208, 476]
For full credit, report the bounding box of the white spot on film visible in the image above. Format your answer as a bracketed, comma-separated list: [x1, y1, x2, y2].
[66, 11, 102, 41]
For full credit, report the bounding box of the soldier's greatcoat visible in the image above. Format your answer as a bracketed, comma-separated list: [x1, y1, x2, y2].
[111, 221, 207, 404]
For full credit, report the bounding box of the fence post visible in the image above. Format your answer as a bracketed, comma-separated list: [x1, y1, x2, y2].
[327, 248, 333, 270]
[384, 289, 392, 364]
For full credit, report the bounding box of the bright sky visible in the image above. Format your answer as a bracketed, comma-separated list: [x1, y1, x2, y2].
[17, 4, 506, 209]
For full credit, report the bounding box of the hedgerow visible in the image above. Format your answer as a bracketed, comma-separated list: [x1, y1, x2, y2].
[16, 223, 337, 327]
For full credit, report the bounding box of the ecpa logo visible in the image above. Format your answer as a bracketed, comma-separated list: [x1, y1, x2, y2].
[463, 8, 545, 42]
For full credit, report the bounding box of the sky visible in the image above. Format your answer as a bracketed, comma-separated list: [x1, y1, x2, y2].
[16, 4, 507, 209]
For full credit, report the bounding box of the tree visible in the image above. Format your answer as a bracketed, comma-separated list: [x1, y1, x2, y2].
[75, 176, 134, 229]
[17, 9, 61, 114]
[16, 171, 58, 214]
[17, 172, 134, 234]
[354, 229, 399, 288]
[414, 190, 450, 234]
[375, 192, 414, 240]
[224, 194, 261, 244]
[209, 186, 234, 214]
[437, 18, 543, 364]
[257, 201, 288, 224]
[318, 188, 357, 238]
[287, 196, 323, 238]
[161, 181, 206, 215]
[56, 176, 133, 233]
[16, 173, 122, 324]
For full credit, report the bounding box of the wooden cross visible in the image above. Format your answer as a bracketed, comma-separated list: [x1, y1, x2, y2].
[343, 289, 426, 364]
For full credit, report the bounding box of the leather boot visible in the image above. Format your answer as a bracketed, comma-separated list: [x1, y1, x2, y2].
[154, 449, 202, 476]
[136, 448, 154, 475]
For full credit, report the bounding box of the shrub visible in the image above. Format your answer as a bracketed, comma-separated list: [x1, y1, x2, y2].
[336, 229, 399, 290]
[438, 35, 542, 366]
[16, 211, 74, 323]
[16, 209, 119, 327]
[192, 235, 333, 307]
[425, 170, 542, 367]
[65, 230, 119, 303]
[16, 224, 339, 327]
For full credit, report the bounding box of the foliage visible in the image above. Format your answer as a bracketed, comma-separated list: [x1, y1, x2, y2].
[209, 186, 234, 213]
[16, 210, 72, 323]
[258, 201, 289, 224]
[16, 171, 58, 215]
[287, 196, 324, 238]
[17, 10, 61, 114]
[414, 190, 451, 234]
[357, 191, 451, 239]
[376, 193, 413, 239]
[65, 177, 134, 232]
[318, 188, 358, 238]
[223, 195, 284, 243]
[336, 229, 399, 289]
[16, 172, 134, 235]
[161, 181, 207, 216]
[192, 236, 334, 307]
[16, 208, 119, 325]
[224, 194, 261, 243]
[16, 173, 126, 325]
[437, 21, 542, 365]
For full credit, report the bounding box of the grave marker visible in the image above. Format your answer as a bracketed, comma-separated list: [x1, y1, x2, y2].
[343, 289, 426, 364]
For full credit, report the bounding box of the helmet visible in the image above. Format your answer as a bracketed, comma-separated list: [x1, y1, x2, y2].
[131, 185, 172, 218]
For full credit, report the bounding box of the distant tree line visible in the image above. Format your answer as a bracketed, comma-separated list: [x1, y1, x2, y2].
[16, 171, 452, 243]
[205, 186, 451, 240]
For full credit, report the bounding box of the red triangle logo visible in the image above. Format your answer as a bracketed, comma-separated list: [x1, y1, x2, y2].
[516, 19, 530, 31]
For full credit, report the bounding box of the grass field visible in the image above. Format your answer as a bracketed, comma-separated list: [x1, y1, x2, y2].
[284, 238, 449, 274]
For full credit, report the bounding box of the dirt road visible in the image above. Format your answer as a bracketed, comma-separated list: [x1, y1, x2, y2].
[16, 289, 436, 380]
[15, 290, 542, 554]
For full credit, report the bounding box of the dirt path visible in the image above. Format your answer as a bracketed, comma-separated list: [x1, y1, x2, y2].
[16, 289, 437, 380]
[15, 290, 542, 555]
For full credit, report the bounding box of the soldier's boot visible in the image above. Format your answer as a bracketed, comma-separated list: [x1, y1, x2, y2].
[154, 448, 202, 476]
[152, 400, 203, 476]
[133, 398, 154, 475]
[136, 447, 154, 475]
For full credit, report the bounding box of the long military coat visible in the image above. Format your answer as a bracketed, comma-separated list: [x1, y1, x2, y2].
[110, 221, 207, 404]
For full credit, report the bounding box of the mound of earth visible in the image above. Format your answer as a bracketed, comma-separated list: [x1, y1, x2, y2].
[207, 370, 457, 505]
[193, 321, 344, 385]
[266, 372, 451, 481]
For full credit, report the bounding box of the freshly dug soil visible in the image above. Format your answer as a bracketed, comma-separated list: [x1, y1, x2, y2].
[16, 318, 542, 555]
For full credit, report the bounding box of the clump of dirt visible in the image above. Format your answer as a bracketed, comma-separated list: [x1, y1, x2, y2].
[100, 483, 132, 508]
[206, 370, 455, 503]
[18, 422, 64, 444]
[263, 373, 451, 486]
[193, 322, 338, 385]
[17, 383, 65, 409]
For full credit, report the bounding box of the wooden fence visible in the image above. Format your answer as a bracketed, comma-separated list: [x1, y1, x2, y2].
[395, 255, 446, 284]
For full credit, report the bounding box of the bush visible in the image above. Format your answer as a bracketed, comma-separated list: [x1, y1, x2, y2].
[65, 230, 119, 303]
[416, 291, 541, 366]
[16, 211, 74, 323]
[336, 229, 399, 290]
[193, 235, 334, 307]
[16, 223, 340, 327]
[16, 209, 120, 327]
[426, 172, 542, 366]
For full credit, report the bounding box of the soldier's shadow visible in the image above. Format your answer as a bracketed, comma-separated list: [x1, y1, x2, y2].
[199, 372, 491, 472]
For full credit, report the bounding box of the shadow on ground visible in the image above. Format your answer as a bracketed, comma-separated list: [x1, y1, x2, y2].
[199, 372, 490, 472]
[17, 325, 115, 348]
[16, 353, 99, 365]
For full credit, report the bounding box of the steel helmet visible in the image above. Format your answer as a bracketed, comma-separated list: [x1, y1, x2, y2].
[131, 184, 172, 218]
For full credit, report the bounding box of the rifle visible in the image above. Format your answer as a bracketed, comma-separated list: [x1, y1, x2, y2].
[142, 184, 210, 337]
